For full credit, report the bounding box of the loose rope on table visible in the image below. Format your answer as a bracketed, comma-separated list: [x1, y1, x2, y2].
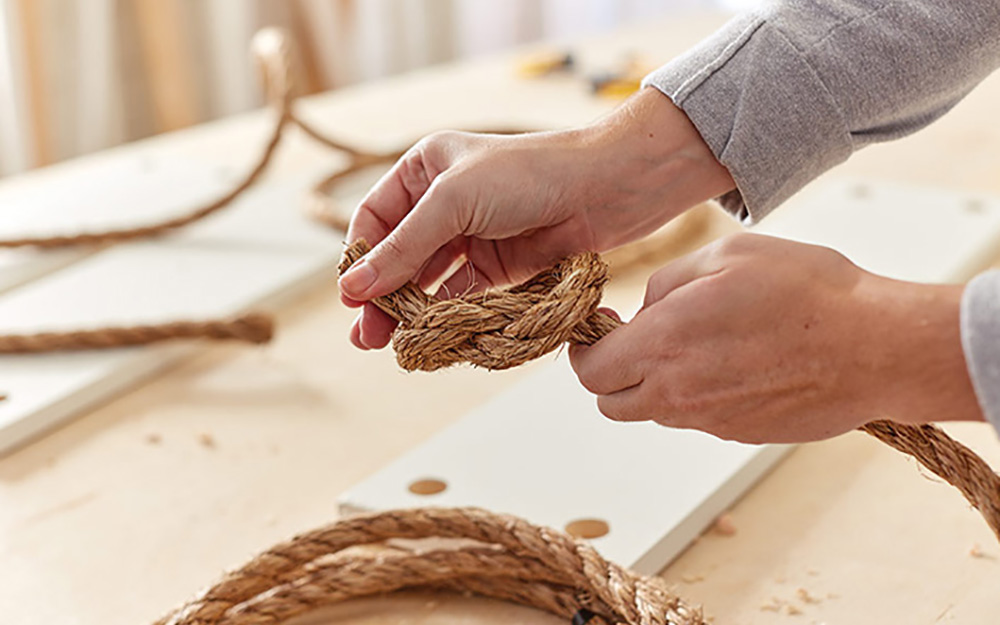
[154, 507, 707, 625]
[0, 313, 272, 354]
[339, 239, 1000, 542]
[0, 28, 703, 353]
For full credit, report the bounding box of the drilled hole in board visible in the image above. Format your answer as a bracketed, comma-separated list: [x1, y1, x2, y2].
[565, 518, 610, 539]
[408, 478, 447, 496]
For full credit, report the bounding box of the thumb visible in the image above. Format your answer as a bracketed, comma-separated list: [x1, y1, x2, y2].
[339, 181, 464, 300]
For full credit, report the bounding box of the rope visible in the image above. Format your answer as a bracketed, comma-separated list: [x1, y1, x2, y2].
[339, 239, 1000, 542]
[153, 507, 707, 625]
[339, 239, 619, 371]
[0, 32, 295, 250]
[0, 313, 272, 353]
[0, 27, 702, 353]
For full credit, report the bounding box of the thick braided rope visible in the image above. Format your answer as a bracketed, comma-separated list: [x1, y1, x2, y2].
[0, 313, 272, 353]
[339, 241, 1000, 541]
[154, 507, 706, 625]
[339, 240, 619, 371]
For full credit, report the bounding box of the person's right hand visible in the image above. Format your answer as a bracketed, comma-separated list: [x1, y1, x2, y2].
[339, 88, 736, 350]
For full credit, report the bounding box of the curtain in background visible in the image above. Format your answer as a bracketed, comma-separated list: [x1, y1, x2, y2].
[0, 0, 752, 176]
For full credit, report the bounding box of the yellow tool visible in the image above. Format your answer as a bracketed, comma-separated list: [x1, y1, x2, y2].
[516, 51, 575, 78]
[589, 54, 652, 99]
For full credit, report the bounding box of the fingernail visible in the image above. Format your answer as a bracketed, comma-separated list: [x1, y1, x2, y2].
[340, 260, 378, 297]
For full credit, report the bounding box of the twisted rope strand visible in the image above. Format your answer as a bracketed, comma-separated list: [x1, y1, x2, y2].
[0, 313, 273, 353]
[0, 27, 696, 353]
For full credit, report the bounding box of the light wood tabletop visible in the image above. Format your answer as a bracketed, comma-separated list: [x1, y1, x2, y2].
[2, 12, 1000, 625]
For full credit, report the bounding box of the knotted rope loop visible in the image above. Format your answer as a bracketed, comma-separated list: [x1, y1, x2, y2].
[154, 507, 707, 625]
[339, 240, 620, 371]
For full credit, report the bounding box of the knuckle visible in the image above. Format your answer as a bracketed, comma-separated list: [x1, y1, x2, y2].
[418, 130, 473, 160]
[573, 364, 605, 396]
[596, 396, 629, 422]
[375, 234, 408, 265]
[712, 232, 757, 257]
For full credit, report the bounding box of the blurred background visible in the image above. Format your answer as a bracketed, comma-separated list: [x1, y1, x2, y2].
[0, 0, 756, 177]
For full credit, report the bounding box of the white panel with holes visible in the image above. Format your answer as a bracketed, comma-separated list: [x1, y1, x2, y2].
[340, 177, 1000, 573]
[0, 174, 344, 455]
[340, 356, 791, 574]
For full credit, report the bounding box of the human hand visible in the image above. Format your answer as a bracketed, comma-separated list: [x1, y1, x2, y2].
[569, 233, 983, 444]
[339, 88, 734, 349]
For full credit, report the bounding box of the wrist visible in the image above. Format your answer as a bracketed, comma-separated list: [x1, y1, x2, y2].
[577, 88, 736, 249]
[863, 276, 984, 425]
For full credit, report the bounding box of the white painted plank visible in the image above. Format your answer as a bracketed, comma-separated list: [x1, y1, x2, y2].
[756, 177, 1000, 283]
[340, 177, 1000, 573]
[339, 357, 790, 574]
[0, 175, 343, 454]
[0, 151, 237, 294]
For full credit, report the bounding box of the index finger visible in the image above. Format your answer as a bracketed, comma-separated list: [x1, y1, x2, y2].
[346, 147, 433, 247]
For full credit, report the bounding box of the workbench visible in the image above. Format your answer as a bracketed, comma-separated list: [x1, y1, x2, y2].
[3, 12, 1000, 625]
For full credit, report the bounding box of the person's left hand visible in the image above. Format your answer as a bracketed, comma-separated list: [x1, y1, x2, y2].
[569, 233, 983, 444]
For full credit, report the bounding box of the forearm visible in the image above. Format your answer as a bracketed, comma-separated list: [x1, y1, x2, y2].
[873, 278, 984, 425]
[644, 0, 1000, 222]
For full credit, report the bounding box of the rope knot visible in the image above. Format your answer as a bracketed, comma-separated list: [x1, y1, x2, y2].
[339, 240, 620, 371]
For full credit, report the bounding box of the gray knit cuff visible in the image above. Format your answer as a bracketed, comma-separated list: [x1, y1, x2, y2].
[962, 271, 1000, 433]
[641, 12, 852, 224]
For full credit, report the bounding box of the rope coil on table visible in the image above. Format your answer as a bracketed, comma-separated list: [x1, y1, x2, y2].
[154, 507, 707, 625]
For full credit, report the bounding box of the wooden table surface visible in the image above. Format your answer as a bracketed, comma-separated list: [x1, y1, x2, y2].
[3, 12, 1000, 625]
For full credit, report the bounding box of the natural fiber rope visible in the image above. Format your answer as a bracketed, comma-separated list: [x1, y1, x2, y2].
[0, 313, 272, 353]
[154, 507, 706, 625]
[339, 239, 620, 371]
[0, 27, 699, 353]
[339, 239, 1000, 542]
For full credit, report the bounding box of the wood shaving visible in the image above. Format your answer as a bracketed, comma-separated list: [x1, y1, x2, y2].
[969, 543, 995, 559]
[784, 604, 803, 616]
[796, 588, 822, 604]
[713, 513, 737, 536]
[759, 597, 784, 612]
[680, 573, 705, 584]
[145, 433, 162, 445]
[198, 432, 216, 449]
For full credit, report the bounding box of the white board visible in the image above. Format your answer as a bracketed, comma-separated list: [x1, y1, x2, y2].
[339, 176, 1000, 573]
[0, 174, 344, 454]
[0, 151, 237, 294]
[340, 358, 790, 574]
[755, 177, 1000, 283]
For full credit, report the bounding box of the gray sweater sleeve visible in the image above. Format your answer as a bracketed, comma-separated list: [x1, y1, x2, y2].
[963, 272, 1000, 431]
[642, 0, 1000, 222]
[643, 2, 1000, 429]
